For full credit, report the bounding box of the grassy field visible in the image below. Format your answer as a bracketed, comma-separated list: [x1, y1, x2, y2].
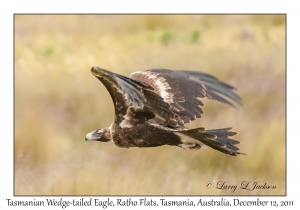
[14, 15, 286, 195]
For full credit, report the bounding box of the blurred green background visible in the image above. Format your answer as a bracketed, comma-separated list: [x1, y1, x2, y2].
[14, 15, 285, 195]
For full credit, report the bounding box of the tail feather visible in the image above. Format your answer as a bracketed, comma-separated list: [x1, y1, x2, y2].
[175, 127, 245, 156]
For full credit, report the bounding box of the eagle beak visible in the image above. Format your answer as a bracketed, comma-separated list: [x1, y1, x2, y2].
[85, 131, 102, 141]
[85, 132, 96, 141]
[85, 129, 111, 142]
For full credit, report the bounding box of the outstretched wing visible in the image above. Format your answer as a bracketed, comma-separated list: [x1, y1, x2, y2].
[91, 66, 177, 126]
[131, 69, 242, 124]
[91, 66, 241, 128]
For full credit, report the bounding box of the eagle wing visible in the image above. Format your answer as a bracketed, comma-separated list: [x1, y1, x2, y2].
[91, 66, 241, 128]
[91, 66, 178, 126]
[131, 69, 242, 124]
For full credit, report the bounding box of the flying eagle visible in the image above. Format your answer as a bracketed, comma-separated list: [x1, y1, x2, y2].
[85, 66, 244, 156]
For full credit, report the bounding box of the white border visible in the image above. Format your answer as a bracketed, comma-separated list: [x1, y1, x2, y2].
[1, 0, 298, 209]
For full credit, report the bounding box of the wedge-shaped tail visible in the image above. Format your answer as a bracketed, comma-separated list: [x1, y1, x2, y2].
[174, 127, 245, 156]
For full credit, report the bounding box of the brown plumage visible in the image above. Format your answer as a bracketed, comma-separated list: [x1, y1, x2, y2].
[85, 66, 244, 156]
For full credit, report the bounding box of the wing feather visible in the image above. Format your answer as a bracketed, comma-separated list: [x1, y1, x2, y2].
[92, 66, 241, 128]
[131, 69, 242, 125]
[91, 66, 180, 127]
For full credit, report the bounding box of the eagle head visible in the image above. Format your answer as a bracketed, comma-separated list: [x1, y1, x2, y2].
[85, 128, 111, 142]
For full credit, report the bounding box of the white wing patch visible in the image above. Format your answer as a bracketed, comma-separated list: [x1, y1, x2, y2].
[119, 106, 134, 129]
[119, 120, 133, 128]
[131, 71, 174, 103]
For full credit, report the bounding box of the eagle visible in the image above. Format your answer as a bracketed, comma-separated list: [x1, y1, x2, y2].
[85, 66, 244, 156]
